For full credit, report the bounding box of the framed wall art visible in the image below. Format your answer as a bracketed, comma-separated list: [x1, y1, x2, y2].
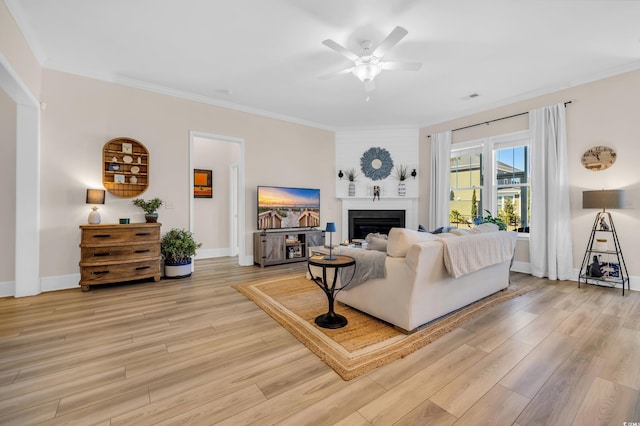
[194, 169, 213, 198]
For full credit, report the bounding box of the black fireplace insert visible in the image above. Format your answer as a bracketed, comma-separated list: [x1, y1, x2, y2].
[348, 210, 406, 241]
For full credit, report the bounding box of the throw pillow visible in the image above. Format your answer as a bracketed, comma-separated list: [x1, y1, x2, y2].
[365, 232, 388, 252]
[433, 226, 456, 234]
[475, 223, 499, 233]
[387, 228, 438, 257]
[418, 224, 429, 232]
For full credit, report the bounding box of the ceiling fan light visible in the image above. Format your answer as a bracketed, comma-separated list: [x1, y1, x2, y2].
[352, 63, 382, 82]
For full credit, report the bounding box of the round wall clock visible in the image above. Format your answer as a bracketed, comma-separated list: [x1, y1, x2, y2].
[360, 147, 394, 181]
[581, 146, 616, 171]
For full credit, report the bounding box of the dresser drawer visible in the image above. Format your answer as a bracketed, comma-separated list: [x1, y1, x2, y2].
[80, 258, 161, 285]
[80, 243, 160, 263]
[81, 225, 160, 244]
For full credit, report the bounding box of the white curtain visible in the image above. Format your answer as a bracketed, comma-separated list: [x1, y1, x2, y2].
[529, 104, 573, 280]
[429, 131, 451, 230]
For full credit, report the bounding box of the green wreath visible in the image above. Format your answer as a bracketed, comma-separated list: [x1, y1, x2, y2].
[360, 147, 394, 181]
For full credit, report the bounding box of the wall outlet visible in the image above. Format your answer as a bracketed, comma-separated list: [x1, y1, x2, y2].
[165, 202, 175, 209]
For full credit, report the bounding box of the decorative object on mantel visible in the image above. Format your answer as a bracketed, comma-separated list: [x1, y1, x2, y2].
[360, 147, 394, 181]
[337, 170, 344, 180]
[345, 168, 358, 196]
[373, 185, 381, 201]
[132, 197, 163, 223]
[411, 168, 417, 179]
[581, 146, 616, 171]
[85, 189, 105, 224]
[393, 164, 409, 196]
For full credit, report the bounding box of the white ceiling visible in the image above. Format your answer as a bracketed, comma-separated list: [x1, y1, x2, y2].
[7, 0, 640, 130]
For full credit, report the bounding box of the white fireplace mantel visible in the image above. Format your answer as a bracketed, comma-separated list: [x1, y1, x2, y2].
[340, 197, 418, 241]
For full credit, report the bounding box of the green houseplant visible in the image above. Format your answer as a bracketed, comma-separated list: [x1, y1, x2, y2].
[132, 197, 163, 223]
[473, 209, 507, 231]
[161, 228, 202, 278]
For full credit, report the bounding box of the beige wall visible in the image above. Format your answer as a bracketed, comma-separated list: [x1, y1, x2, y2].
[0, 1, 41, 99]
[38, 69, 336, 277]
[421, 69, 640, 279]
[0, 87, 16, 282]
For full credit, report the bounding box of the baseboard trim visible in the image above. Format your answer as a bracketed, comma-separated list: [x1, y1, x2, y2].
[0, 281, 16, 298]
[41, 273, 79, 292]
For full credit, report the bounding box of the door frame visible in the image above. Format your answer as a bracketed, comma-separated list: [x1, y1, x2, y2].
[188, 130, 248, 265]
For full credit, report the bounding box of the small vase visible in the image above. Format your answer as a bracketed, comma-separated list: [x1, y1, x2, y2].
[398, 181, 406, 196]
[348, 182, 356, 196]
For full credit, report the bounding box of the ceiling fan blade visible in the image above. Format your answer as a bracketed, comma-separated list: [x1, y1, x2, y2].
[381, 61, 422, 71]
[318, 67, 354, 80]
[373, 26, 408, 57]
[322, 39, 360, 62]
[364, 80, 376, 93]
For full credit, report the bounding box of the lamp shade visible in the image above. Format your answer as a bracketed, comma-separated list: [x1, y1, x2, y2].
[86, 189, 106, 205]
[583, 189, 625, 210]
[325, 222, 337, 233]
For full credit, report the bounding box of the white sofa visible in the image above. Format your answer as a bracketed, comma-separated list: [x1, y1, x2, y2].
[333, 226, 517, 333]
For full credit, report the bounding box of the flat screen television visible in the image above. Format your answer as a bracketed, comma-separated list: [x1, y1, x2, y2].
[257, 186, 320, 230]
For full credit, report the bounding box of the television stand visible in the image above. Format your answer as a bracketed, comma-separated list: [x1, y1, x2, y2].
[253, 229, 324, 267]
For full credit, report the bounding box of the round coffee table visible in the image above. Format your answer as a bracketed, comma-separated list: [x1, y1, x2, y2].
[307, 254, 356, 329]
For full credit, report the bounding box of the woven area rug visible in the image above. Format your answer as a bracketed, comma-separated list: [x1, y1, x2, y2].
[233, 274, 536, 380]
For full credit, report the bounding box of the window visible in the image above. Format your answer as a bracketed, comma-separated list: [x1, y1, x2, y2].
[495, 143, 530, 232]
[449, 130, 530, 233]
[450, 145, 483, 228]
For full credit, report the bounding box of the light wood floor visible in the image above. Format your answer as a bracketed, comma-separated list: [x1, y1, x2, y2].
[1, 257, 639, 425]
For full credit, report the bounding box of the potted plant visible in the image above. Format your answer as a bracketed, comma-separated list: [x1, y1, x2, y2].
[473, 209, 507, 230]
[132, 197, 163, 223]
[393, 164, 409, 196]
[345, 168, 358, 196]
[161, 228, 202, 278]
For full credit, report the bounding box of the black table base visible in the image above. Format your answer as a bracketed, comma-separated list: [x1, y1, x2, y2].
[307, 254, 356, 330]
[314, 311, 348, 329]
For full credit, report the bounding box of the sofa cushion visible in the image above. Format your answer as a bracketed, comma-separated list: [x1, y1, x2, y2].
[387, 228, 438, 257]
[475, 223, 499, 233]
[365, 233, 388, 252]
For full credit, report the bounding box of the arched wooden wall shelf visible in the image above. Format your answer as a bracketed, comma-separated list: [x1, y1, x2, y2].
[102, 137, 149, 198]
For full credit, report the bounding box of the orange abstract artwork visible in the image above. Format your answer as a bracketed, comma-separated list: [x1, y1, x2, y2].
[194, 169, 212, 198]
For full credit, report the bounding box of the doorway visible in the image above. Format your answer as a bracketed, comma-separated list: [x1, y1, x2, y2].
[189, 131, 246, 265]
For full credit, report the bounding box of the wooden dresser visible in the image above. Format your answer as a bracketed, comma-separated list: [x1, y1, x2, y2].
[79, 223, 161, 291]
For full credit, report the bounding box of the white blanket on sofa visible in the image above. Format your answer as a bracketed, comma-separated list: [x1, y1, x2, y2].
[439, 232, 515, 278]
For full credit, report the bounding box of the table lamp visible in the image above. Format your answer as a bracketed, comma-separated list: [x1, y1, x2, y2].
[325, 222, 337, 260]
[583, 189, 624, 229]
[86, 189, 106, 224]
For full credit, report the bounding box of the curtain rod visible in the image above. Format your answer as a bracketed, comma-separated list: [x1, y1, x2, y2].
[426, 101, 573, 136]
[451, 100, 572, 133]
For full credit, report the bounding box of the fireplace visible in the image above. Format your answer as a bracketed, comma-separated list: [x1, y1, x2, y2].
[348, 210, 406, 241]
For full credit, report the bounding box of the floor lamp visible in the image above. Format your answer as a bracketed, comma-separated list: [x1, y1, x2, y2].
[579, 189, 629, 294]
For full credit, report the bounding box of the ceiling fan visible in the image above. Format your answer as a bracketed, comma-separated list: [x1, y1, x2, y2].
[320, 26, 422, 93]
